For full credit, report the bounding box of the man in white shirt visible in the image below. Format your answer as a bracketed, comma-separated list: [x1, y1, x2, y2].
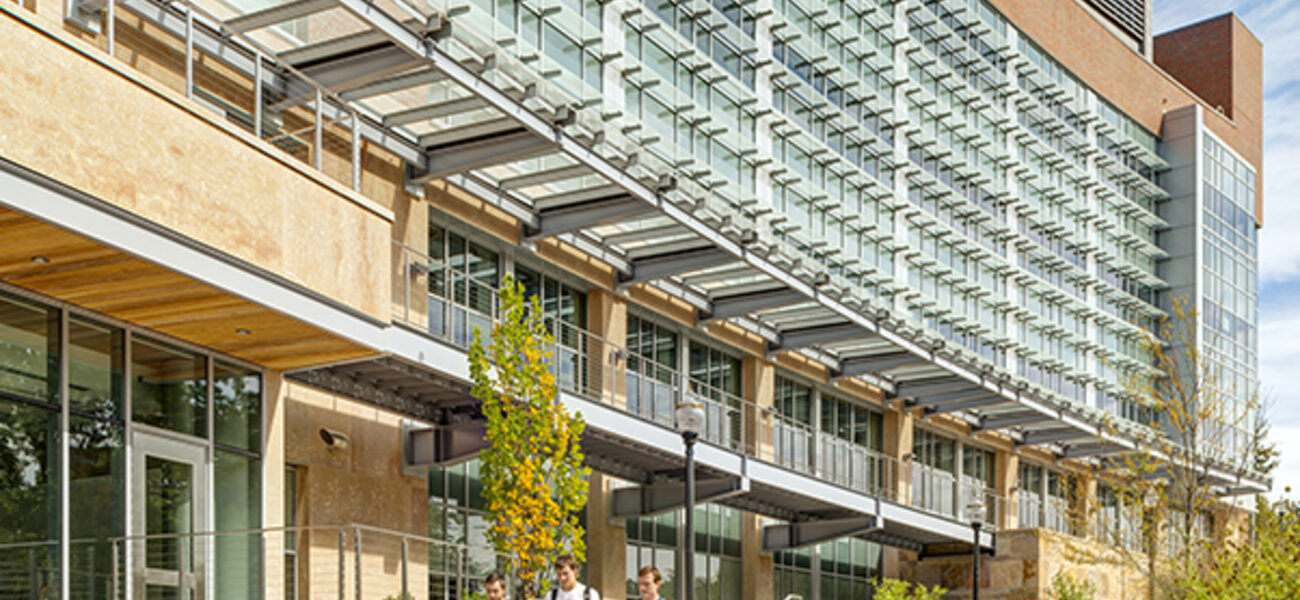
[546, 555, 601, 600]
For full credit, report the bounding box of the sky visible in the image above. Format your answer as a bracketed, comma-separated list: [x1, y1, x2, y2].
[1150, 0, 1300, 498]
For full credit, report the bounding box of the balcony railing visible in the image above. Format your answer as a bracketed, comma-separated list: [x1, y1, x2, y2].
[394, 240, 1006, 526]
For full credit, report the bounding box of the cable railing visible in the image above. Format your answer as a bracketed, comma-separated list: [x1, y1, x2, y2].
[95, 523, 513, 600]
[394, 240, 1014, 527]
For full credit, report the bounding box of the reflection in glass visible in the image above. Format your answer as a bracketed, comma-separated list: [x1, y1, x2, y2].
[132, 338, 207, 437]
[69, 415, 124, 597]
[215, 450, 262, 600]
[214, 362, 260, 451]
[145, 456, 193, 572]
[0, 397, 61, 598]
[0, 291, 59, 404]
[69, 316, 124, 420]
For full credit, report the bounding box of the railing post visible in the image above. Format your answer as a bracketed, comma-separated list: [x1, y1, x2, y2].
[314, 89, 324, 171]
[401, 538, 409, 600]
[354, 528, 362, 600]
[184, 6, 194, 99]
[112, 542, 120, 600]
[338, 530, 346, 600]
[351, 110, 362, 191]
[403, 248, 411, 324]
[253, 52, 263, 139]
[106, 0, 115, 56]
[178, 535, 188, 597]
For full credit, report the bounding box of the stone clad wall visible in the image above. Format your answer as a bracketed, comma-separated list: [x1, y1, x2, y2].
[903, 529, 1155, 600]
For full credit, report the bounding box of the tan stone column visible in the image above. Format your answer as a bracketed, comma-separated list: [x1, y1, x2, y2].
[588, 289, 627, 407]
[262, 371, 287, 598]
[1076, 473, 1098, 539]
[741, 513, 774, 600]
[741, 358, 775, 460]
[586, 472, 628, 599]
[996, 450, 1018, 530]
[882, 404, 914, 504]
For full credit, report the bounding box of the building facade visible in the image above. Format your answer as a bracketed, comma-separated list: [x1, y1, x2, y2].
[0, 0, 1265, 598]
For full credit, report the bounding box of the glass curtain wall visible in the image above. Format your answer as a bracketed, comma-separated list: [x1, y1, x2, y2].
[626, 505, 741, 600]
[427, 459, 505, 599]
[428, 223, 501, 344]
[516, 265, 589, 392]
[0, 287, 262, 599]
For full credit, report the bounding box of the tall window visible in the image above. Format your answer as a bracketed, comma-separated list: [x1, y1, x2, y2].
[626, 315, 678, 424]
[285, 466, 299, 600]
[773, 377, 813, 472]
[626, 505, 740, 600]
[428, 459, 503, 599]
[688, 342, 743, 450]
[816, 393, 884, 492]
[817, 537, 880, 600]
[428, 223, 500, 343]
[517, 265, 588, 392]
[911, 429, 956, 515]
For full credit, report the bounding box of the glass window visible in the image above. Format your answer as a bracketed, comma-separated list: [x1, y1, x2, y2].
[214, 362, 261, 451]
[0, 291, 59, 405]
[0, 396, 61, 596]
[69, 414, 123, 593]
[285, 465, 299, 600]
[68, 316, 124, 420]
[215, 450, 262, 600]
[131, 337, 207, 437]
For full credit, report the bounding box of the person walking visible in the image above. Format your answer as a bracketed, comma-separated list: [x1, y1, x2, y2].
[545, 555, 601, 600]
[486, 572, 509, 600]
[635, 566, 668, 600]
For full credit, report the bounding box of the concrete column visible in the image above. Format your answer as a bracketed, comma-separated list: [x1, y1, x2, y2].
[741, 513, 774, 600]
[882, 404, 914, 504]
[995, 450, 1018, 530]
[587, 473, 628, 599]
[588, 289, 628, 407]
[742, 358, 775, 460]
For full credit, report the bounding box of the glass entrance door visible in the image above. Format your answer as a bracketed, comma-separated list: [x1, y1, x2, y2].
[131, 429, 208, 600]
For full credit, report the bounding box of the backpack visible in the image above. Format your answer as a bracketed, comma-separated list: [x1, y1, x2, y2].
[549, 585, 593, 600]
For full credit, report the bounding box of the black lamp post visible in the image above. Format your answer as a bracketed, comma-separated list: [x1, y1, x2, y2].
[966, 500, 986, 600]
[676, 400, 706, 600]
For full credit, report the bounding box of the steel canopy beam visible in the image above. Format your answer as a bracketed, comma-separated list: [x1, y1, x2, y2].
[611, 478, 749, 519]
[705, 288, 808, 322]
[341, 67, 447, 100]
[978, 412, 1056, 431]
[896, 378, 977, 399]
[500, 164, 592, 190]
[622, 246, 736, 287]
[528, 195, 654, 240]
[762, 516, 882, 551]
[771, 322, 872, 352]
[838, 352, 925, 377]
[385, 96, 491, 127]
[1063, 443, 1128, 459]
[1020, 428, 1095, 447]
[226, 0, 336, 32]
[924, 394, 1005, 414]
[412, 130, 553, 182]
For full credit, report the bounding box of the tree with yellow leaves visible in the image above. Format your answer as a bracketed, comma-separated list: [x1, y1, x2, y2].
[469, 275, 590, 597]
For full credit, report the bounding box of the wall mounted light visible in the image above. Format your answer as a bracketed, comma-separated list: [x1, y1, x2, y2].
[319, 428, 350, 450]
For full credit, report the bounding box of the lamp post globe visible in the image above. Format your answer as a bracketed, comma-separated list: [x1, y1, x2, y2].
[676, 400, 706, 600]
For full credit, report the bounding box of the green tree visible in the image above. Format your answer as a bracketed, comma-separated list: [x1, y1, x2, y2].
[1049, 572, 1097, 600]
[1175, 495, 1300, 599]
[470, 276, 590, 596]
[871, 578, 945, 600]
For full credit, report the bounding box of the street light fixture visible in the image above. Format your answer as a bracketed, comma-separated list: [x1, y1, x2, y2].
[675, 400, 706, 600]
[966, 500, 987, 600]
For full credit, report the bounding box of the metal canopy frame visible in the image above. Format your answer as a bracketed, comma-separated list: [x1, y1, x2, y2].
[111, 0, 1261, 485]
